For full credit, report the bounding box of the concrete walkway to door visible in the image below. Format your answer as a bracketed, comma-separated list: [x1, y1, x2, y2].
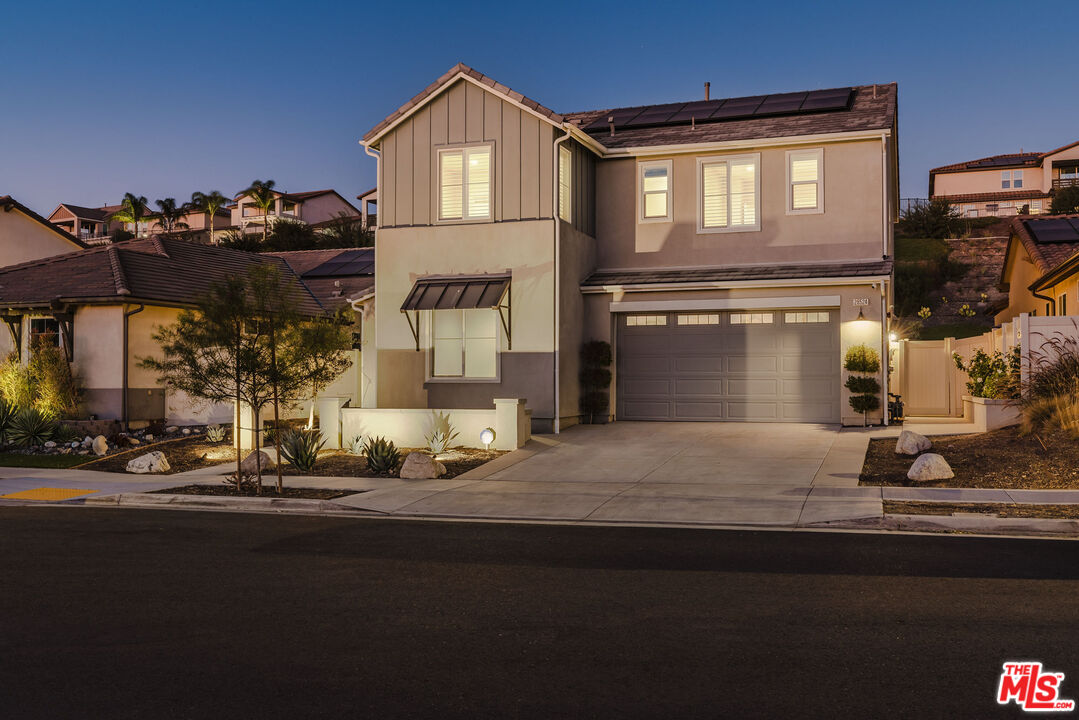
[338, 422, 882, 528]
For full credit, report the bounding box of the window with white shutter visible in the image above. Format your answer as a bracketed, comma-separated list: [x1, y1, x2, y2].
[639, 160, 672, 222]
[697, 154, 759, 232]
[559, 145, 572, 222]
[438, 145, 492, 222]
[432, 309, 498, 378]
[787, 148, 823, 214]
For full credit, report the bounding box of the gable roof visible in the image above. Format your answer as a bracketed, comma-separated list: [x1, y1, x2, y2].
[0, 236, 326, 315]
[930, 152, 1043, 175]
[53, 203, 114, 222]
[267, 248, 374, 310]
[362, 63, 564, 145]
[1, 196, 87, 248]
[232, 188, 360, 213]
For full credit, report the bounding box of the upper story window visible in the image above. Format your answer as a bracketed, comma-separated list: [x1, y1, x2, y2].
[438, 145, 492, 222]
[1013, 170, 1024, 188]
[558, 145, 572, 223]
[1001, 170, 1023, 189]
[639, 160, 672, 222]
[786, 149, 823, 214]
[698, 154, 759, 233]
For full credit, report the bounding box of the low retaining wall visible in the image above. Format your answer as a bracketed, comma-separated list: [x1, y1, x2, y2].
[336, 398, 531, 451]
[962, 396, 1021, 432]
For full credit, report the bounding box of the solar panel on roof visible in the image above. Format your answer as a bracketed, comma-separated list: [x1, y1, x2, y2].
[1028, 218, 1079, 244]
[800, 88, 854, 111]
[668, 100, 723, 123]
[583, 106, 649, 131]
[710, 96, 766, 119]
[968, 155, 1037, 169]
[304, 250, 375, 277]
[623, 103, 687, 128]
[754, 92, 808, 116]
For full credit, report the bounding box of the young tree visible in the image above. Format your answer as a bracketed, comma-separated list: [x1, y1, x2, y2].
[1050, 186, 1079, 215]
[320, 211, 374, 248]
[189, 190, 229, 245]
[242, 179, 277, 245]
[140, 264, 352, 492]
[110, 193, 149, 239]
[151, 197, 190, 234]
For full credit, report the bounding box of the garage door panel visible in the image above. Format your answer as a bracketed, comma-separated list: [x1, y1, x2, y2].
[617, 309, 839, 423]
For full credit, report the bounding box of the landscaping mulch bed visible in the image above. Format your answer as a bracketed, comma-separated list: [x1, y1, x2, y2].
[884, 500, 1079, 520]
[149, 484, 356, 500]
[860, 427, 1079, 489]
[81, 435, 504, 478]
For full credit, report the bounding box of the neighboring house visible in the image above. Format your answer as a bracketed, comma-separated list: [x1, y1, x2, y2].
[929, 140, 1079, 218]
[360, 64, 898, 430]
[231, 189, 360, 235]
[996, 215, 1079, 323]
[0, 237, 342, 426]
[47, 202, 231, 243]
[0, 196, 88, 266]
[356, 188, 378, 228]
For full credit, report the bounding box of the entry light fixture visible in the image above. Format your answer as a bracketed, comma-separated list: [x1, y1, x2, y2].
[856, 308, 867, 322]
[480, 427, 495, 450]
[888, 332, 898, 343]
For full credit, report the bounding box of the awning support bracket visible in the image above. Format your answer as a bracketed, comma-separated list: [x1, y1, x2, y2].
[403, 309, 420, 352]
[497, 293, 512, 350]
[51, 311, 75, 362]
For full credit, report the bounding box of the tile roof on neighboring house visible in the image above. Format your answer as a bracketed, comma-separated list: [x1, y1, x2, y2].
[268, 248, 374, 310]
[1, 196, 87, 248]
[930, 152, 1043, 174]
[1005, 216, 1079, 290]
[363, 63, 564, 145]
[356, 187, 377, 200]
[55, 203, 114, 222]
[0, 236, 326, 315]
[933, 190, 1052, 204]
[581, 260, 893, 289]
[232, 188, 360, 214]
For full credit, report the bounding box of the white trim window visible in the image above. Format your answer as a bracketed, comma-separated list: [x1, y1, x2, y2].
[438, 145, 492, 222]
[1013, 170, 1024, 189]
[432, 309, 498, 378]
[1001, 170, 1012, 189]
[729, 312, 773, 324]
[625, 315, 667, 327]
[1030, 199, 1043, 214]
[786, 148, 824, 214]
[1059, 292, 1068, 317]
[639, 160, 672, 222]
[558, 145, 572, 223]
[698, 154, 760, 232]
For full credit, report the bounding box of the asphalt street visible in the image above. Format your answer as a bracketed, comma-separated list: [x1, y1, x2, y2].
[1, 507, 1077, 719]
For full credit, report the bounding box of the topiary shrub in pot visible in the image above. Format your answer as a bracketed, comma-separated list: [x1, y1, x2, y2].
[579, 341, 612, 424]
[844, 344, 881, 426]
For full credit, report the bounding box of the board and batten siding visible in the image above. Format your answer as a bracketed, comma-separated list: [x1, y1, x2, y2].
[377, 79, 557, 228]
[564, 139, 597, 238]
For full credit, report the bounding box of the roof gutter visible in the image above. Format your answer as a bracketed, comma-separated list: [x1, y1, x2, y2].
[580, 275, 893, 294]
[1029, 250, 1079, 293]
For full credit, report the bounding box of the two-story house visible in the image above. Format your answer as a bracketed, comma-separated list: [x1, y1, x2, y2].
[47, 202, 232, 243]
[360, 64, 897, 430]
[231, 189, 360, 235]
[929, 140, 1079, 218]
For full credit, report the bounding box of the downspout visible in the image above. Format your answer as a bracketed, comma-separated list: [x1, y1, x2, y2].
[553, 126, 573, 434]
[881, 132, 889, 258]
[122, 304, 144, 430]
[880, 282, 889, 427]
[362, 142, 381, 409]
[1032, 288, 1056, 316]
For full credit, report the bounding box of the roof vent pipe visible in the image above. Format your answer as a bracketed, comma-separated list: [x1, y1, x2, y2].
[608, 115, 615, 137]
[704, 82, 710, 101]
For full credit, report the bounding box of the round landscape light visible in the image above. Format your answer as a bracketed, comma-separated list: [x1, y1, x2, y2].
[479, 427, 495, 449]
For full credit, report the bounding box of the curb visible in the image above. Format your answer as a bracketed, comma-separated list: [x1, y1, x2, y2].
[808, 513, 1079, 538]
[80, 493, 375, 515]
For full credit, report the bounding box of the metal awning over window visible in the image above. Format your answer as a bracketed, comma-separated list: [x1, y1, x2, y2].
[400, 273, 511, 351]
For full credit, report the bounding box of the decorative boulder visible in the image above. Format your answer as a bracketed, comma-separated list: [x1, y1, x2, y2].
[240, 450, 275, 475]
[44, 441, 56, 448]
[128, 438, 140, 446]
[907, 453, 954, 482]
[144, 434, 154, 442]
[399, 452, 447, 480]
[895, 430, 932, 456]
[182, 428, 192, 435]
[91, 435, 109, 456]
[165, 426, 179, 434]
[126, 451, 170, 474]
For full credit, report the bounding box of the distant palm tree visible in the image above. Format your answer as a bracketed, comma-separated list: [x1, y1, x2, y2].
[189, 190, 229, 245]
[110, 193, 149, 239]
[241, 179, 277, 244]
[151, 198, 190, 234]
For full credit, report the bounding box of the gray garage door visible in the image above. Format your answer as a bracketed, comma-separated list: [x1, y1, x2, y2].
[616, 309, 840, 422]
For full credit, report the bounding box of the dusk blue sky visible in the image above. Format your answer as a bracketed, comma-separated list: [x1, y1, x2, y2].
[3, 0, 1076, 215]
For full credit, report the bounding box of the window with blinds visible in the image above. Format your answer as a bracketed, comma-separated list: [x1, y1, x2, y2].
[559, 145, 572, 222]
[432, 308, 498, 378]
[639, 160, 672, 221]
[787, 149, 823, 214]
[439, 145, 492, 221]
[698, 155, 759, 231]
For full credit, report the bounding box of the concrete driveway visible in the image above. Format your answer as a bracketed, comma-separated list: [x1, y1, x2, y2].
[342, 422, 882, 528]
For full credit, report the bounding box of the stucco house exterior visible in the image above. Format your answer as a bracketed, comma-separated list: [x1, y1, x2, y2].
[360, 64, 897, 430]
[47, 201, 232, 244]
[996, 215, 1079, 323]
[231, 189, 360, 235]
[0, 237, 366, 426]
[0, 195, 88, 266]
[929, 140, 1079, 218]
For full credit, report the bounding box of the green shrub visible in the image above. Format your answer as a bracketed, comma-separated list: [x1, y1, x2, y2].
[280, 428, 325, 472]
[896, 199, 960, 239]
[1021, 394, 1079, 442]
[8, 408, 57, 447]
[1025, 331, 1079, 401]
[52, 423, 80, 444]
[952, 348, 1019, 399]
[1050, 186, 1079, 215]
[220, 229, 262, 252]
[0, 399, 15, 441]
[0, 353, 32, 409]
[205, 424, 226, 443]
[844, 345, 881, 374]
[29, 341, 80, 418]
[363, 436, 400, 474]
[844, 344, 882, 424]
[849, 393, 881, 414]
[844, 375, 880, 395]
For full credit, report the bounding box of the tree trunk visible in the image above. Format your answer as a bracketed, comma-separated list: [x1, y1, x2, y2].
[253, 406, 263, 495]
[270, 315, 284, 493]
[234, 321, 243, 492]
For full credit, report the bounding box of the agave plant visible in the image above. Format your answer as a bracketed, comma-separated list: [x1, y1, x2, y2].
[363, 436, 400, 474]
[205, 424, 226, 443]
[346, 434, 364, 456]
[8, 408, 57, 447]
[425, 411, 459, 455]
[52, 423, 81, 444]
[0, 399, 16, 442]
[280, 428, 325, 472]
